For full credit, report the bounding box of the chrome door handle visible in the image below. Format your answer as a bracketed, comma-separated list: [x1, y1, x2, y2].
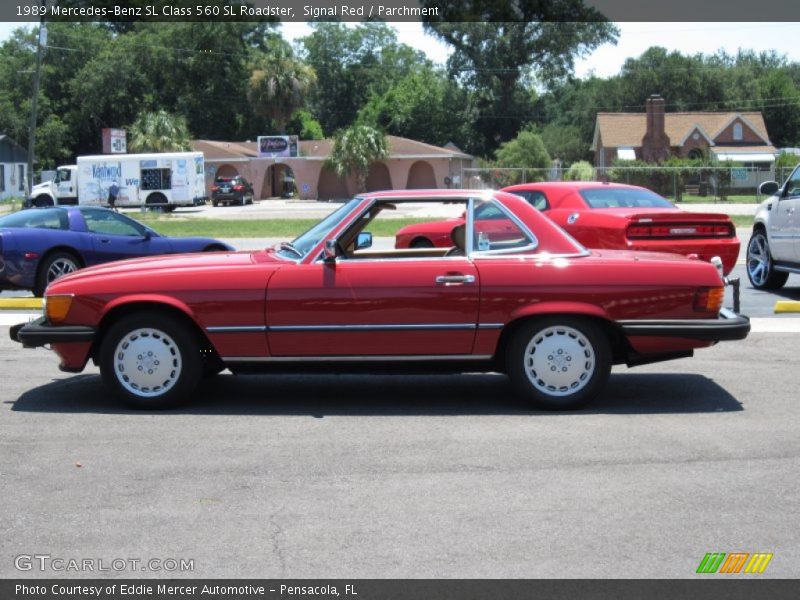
[435, 274, 475, 285]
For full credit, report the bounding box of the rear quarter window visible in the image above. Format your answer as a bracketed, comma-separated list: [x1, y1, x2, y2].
[510, 190, 549, 211]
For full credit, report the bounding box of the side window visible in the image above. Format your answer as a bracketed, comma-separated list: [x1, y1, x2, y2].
[513, 190, 549, 211]
[83, 210, 144, 237]
[472, 200, 535, 253]
[786, 169, 800, 198]
[57, 169, 71, 182]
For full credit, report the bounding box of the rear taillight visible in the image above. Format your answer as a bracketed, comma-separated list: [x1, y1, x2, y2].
[693, 287, 725, 313]
[211, 185, 219, 192]
[233, 184, 244, 191]
[627, 223, 733, 239]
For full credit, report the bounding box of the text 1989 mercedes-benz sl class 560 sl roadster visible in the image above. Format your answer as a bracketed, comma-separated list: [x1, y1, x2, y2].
[11, 190, 750, 410]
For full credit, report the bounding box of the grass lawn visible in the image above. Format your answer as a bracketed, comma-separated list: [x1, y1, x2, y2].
[139, 217, 434, 238]
[671, 194, 761, 204]
[731, 215, 755, 229]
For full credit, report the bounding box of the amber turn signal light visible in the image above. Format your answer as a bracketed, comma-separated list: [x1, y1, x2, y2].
[693, 287, 724, 313]
[45, 294, 74, 323]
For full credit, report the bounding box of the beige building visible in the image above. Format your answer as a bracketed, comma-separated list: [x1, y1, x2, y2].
[191, 136, 475, 200]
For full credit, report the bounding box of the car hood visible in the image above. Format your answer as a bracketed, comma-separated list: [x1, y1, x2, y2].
[50, 249, 282, 288]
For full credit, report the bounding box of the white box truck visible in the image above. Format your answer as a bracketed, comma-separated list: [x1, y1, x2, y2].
[27, 151, 208, 211]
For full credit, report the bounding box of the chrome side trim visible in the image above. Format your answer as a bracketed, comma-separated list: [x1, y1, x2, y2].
[206, 326, 267, 333]
[268, 323, 478, 332]
[477, 323, 504, 329]
[774, 263, 800, 274]
[222, 354, 494, 363]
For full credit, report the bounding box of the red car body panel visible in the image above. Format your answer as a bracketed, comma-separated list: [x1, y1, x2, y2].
[31, 189, 741, 374]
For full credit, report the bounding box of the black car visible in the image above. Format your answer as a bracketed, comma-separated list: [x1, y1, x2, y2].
[211, 176, 254, 207]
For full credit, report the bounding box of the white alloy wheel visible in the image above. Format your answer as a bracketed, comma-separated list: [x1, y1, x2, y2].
[522, 325, 596, 397]
[113, 327, 182, 397]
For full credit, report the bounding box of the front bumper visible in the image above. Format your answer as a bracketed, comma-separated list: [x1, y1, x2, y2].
[10, 316, 96, 348]
[618, 308, 750, 342]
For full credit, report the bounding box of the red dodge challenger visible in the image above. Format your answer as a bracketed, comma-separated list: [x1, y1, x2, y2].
[11, 190, 748, 411]
[396, 182, 740, 275]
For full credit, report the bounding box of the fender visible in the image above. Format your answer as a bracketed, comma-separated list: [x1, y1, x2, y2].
[100, 293, 196, 323]
[509, 301, 611, 322]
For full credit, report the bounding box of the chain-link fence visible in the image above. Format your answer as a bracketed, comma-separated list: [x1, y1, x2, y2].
[462, 165, 798, 203]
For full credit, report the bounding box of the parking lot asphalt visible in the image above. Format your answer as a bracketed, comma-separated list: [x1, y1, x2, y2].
[1, 327, 799, 579]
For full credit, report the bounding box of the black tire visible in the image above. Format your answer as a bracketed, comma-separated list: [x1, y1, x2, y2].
[746, 230, 789, 290]
[506, 317, 612, 410]
[98, 311, 202, 409]
[34, 195, 54, 207]
[410, 237, 434, 249]
[34, 251, 81, 297]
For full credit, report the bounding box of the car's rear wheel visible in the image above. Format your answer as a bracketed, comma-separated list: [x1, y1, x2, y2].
[99, 312, 202, 409]
[506, 317, 611, 410]
[746, 230, 788, 290]
[34, 251, 80, 297]
[34, 195, 54, 207]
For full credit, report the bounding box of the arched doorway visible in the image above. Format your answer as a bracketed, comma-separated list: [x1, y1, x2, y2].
[406, 161, 436, 189]
[215, 164, 240, 178]
[317, 168, 350, 200]
[263, 163, 296, 199]
[366, 162, 392, 192]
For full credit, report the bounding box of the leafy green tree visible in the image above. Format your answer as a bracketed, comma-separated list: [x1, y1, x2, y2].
[565, 161, 595, 181]
[423, 5, 618, 156]
[300, 23, 428, 135]
[357, 67, 471, 148]
[540, 123, 590, 163]
[492, 128, 551, 185]
[128, 110, 191, 152]
[248, 51, 317, 134]
[326, 125, 388, 193]
[286, 110, 324, 140]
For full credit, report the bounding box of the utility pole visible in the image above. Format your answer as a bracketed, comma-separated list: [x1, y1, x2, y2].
[26, 1, 47, 196]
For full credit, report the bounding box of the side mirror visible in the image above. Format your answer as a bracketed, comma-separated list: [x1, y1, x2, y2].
[323, 239, 339, 261]
[142, 229, 152, 240]
[759, 181, 780, 196]
[355, 231, 372, 250]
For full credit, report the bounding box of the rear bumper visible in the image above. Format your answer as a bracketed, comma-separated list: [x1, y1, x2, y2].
[618, 308, 750, 342]
[10, 316, 96, 348]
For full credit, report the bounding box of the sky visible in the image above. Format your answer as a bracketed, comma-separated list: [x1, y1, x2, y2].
[1, 21, 800, 80]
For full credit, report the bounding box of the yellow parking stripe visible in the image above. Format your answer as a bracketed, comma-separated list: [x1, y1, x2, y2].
[774, 301, 800, 313]
[0, 298, 42, 310]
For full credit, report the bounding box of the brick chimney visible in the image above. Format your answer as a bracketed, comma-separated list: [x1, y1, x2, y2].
[641, 94, 670, 162]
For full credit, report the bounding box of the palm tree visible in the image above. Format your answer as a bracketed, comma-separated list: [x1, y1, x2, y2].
[128, 110, 192, 153]
[326, 124, 389, 193]
[248, 54, 316, 134]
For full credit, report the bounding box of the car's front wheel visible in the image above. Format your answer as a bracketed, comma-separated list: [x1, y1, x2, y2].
[746, 230, 789, 290]
[99, 312, 202, 409]
[34, 251, 80, 297]
[506, 317, 611, 410]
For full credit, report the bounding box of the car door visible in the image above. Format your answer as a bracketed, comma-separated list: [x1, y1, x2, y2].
[265, 256, 480, 357]
[770, 167, 800, 261]
[81, 209, 166, 263]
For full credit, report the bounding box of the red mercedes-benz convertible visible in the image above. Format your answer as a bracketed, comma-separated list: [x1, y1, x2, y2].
[11, 190, 749, 410]
[395, 182, 740, 275]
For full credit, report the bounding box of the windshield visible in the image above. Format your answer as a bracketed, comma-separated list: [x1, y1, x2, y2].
[275, 198, 361, 260]
[579, 187, 675, 209]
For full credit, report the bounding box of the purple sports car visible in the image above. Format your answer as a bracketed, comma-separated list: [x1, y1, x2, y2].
[0, 206, 233, 296]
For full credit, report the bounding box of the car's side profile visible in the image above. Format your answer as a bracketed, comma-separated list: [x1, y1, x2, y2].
[11, 190, 749, 411]
[746, 164, 800, 289]
[396, 182, 739, 275]
[0, 206, 233, 296]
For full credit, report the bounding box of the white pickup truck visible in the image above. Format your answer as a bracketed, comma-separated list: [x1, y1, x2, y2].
[27, 151, 208, 211]
[746, 164, 800, 289]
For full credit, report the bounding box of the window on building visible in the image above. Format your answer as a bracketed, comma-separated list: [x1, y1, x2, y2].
[18, 165, 24, 191]
[0, 165, 5, 192]
[733, 122, 743, 141]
